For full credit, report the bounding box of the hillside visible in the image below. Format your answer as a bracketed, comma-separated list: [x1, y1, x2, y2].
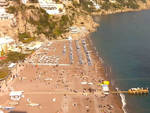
[4, 0, 98, 43]
[2, 0, 150, 43]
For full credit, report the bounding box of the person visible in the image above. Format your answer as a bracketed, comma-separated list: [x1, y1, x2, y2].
[13, 75, 15, 79]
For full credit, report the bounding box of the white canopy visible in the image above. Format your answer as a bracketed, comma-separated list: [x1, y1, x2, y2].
[9, 91, 23, 96]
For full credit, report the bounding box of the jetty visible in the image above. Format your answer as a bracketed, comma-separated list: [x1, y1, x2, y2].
[111, 88, 149, 95]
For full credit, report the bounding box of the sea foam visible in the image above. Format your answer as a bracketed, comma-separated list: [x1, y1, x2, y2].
[116, 88, 127, 113]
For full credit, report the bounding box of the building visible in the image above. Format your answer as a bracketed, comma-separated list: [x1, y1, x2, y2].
[90, 0, 100, 10]
[22, 0, 28, 4]
[38, 0, 65, 15]
[102, 85, 109, 94]
[109, 0, 116, 3]
[38, 0, 55, 4]
[42, 4, 65, 15]
[0, 8, 14, 20]
[0, 36, 14, 56]
[0, 0, 9, 7]
[100, 80, 110, 95]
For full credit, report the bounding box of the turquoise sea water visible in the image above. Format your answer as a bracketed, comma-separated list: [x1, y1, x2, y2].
[91, 10, 150, 113]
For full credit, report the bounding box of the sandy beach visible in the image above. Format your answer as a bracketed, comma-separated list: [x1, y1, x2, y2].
[0, 37, 123, 113]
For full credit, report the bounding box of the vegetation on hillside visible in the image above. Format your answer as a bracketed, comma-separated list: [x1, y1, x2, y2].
[101, 0, 139, 10]
[74, 0, 148, 12]
[80, 0, 96, 13]
[6, 0, 148, 42]
[6, 52, 27, 63]
[101, 0, 147, 10]
[6, 3, 74, 41]
[0, 52, 27, 66]
[18, 32, 36, 43]
[27, 7, 73, 39]
[6, 6, 17, 14]
[0, 68, 10, 79]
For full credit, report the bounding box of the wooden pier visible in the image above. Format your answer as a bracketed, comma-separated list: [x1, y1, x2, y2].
[111, 88, 149, 95]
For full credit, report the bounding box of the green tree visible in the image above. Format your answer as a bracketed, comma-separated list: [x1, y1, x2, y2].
[7, 52, 26, 63]
[6, 6, 17, 14]
[0, 68, 10, 79]
[18, 32, 36, 43]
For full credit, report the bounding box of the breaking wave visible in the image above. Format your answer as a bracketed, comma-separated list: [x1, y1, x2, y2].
[116, 88, 127, 113]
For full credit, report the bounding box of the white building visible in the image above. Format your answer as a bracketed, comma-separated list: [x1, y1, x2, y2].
[102, 85, 109, 95]
[38, 0, 65, 15]
[90, 0, 101, 10]
[38, 0, 55, 4]
[22, 0, 28, 4]
[0, 8, 14, 20]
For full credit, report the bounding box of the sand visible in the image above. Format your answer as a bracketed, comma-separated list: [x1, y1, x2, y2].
[0, 38, 123, 113]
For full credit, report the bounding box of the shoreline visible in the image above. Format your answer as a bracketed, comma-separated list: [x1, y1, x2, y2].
[92, 7, 150, 16]
[88, 26, 126, 113]
[86, 4, 150, 113]
[87, 36, 124, 113]
[80, 5, 150, 113]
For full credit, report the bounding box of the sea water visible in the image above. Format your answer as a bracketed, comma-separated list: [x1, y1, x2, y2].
[91, 10, 150, 113]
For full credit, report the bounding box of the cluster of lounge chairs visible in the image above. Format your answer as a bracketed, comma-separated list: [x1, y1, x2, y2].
[82, 40, 92, 66]
[75, 40, 83, 64]
[69, 40, 73, 64]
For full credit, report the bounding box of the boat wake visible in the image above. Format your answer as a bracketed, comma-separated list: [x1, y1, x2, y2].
[116, 88, 127, 113]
